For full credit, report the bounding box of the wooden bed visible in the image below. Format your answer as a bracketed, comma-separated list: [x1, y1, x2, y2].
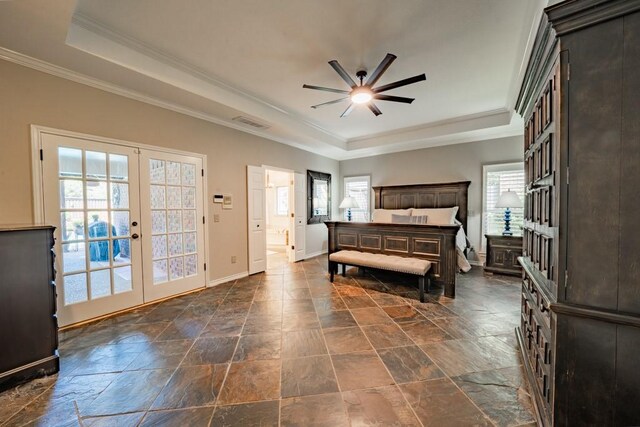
[325, 181, 470, 298]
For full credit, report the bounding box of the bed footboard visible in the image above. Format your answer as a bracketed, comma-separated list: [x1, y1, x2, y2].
[325, 221, 459, 298]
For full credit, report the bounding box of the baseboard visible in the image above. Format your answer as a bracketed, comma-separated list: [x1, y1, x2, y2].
[208, 271, 249, 287]
[305, 250, 327, 259]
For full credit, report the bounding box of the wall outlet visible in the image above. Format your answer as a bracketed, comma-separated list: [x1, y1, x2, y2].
[214, 214, 220, 223]
[231, 256, 237, 264]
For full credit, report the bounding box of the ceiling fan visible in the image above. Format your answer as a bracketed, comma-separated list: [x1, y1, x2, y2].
[303, 53, 426, 117]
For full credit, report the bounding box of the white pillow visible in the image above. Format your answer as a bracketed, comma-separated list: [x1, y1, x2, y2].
[411, 207, 459, 225]
[372, 209, 411, 223]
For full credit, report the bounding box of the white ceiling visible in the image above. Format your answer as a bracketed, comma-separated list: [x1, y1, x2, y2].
[0, 0, 546, 160]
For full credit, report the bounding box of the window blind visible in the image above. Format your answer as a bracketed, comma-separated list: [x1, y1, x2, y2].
[344, 176, 370, 222]
[483, 165, 525, 238]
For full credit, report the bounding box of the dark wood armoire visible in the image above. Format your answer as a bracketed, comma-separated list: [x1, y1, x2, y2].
[0, 226, 59, 390]
[515, 0, 640, 425]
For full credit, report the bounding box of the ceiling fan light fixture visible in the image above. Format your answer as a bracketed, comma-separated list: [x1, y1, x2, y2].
[351, 88, 372, 104]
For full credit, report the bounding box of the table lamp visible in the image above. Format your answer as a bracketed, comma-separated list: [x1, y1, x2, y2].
[495, 190, 523, 235]
[339, 197, 360, 222]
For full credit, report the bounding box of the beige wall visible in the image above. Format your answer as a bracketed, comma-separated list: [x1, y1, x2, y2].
[339, 136, 523, 259]
[0, 59, 339, 281]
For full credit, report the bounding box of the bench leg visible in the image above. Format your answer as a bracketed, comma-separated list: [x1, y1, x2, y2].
[418, 276, 425, 303]
[341, 264, 346, 277]
[329, 262, 335, 282]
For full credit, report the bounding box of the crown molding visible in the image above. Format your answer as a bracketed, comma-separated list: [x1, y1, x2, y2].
[69, 13, 346, 148]
[0, 46, 343, 157]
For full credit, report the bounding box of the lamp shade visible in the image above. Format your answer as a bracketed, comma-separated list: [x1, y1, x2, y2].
[339, 197, 360, 209]
[495, 190, 523, 208]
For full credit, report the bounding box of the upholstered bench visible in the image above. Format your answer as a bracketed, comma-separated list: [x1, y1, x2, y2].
[328, 250, 432, 302]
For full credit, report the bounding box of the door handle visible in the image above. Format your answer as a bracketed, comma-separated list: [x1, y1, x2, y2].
[131, 233, 140, 239]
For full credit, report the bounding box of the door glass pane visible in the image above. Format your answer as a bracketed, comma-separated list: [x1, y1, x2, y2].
[111, 211, 130, 237]
[152, 235, 167, 259]
[60, 180, 84, 209]
[89, 240, 111, 269]
[166, 161, 181, 185]
[60, 211, 85, 242]
[114, 266, 132, 294]
[185, 254, 197, 277]
[184, 232, 196, 253]
[87, 211, 110, 238]
[183, 210, 196, 232]
[169, 257, 184, 280]
[111, 183, 129, 209]
[86, 151, 107, 180]
[152, 211, 166, 234]
[109, 154, 128, 181]
[153, 260, 168, 283]
[167, 210, 182, 233]
[182, 163, 196, 186]
[167, 186, 181, 209]
[113, 239, 130, 265]
[168, 233, 183, 257]
[86, 182, 108, 209]
[151, 185, 166, 209]
[150, 160, 165, 184]
[64, 273, 88, 305]
[58, 147, 82, 178]
[90, 269, 111, 299]
[182, 187, 196, 209]
[62, 242, 86, 273]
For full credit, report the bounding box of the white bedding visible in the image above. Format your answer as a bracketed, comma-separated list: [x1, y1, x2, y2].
[373, 208, 471, 273]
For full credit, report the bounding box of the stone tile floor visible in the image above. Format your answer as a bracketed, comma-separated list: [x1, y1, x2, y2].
[0, 256, 536, 426]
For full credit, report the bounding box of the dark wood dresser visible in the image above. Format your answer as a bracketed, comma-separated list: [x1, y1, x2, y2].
[515, 1, 640, 425]
[484, 235, 522, 276]
[0, 226, 59, 390]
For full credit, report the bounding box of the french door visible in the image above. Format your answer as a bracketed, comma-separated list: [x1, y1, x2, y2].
[39, 130, 206, 326]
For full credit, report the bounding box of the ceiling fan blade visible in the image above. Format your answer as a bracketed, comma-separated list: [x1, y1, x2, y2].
[340, 103, 355, 117]
[303, 84, 350, 94]
[368, 103, 382, 116]
[311, 97, 349, 109]
[366, 53, 396, 87]
[373, 94, 415, 104]
[328, 60, 358, 88]
[373, 73, 426, 93]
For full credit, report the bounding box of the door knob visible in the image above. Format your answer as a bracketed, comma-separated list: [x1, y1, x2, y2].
[132, 233, 140, 239]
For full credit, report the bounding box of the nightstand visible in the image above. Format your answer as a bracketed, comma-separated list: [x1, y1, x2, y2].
[484, 234, 523, 276]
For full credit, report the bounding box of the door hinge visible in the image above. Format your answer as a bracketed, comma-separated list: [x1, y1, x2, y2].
[291, 213, 294, 218]
[39, 149, 43, 161]
[203, 216, 206, 224]
[567, 63, 570, 81]
[204, 263, 207, 271]
[201, 169, 204, 177]
[291, 245, 294, 250]
[566, 167, 569, 185]
[564, 270, 569, 287]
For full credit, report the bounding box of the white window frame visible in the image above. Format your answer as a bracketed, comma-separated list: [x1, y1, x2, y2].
[343, 175, 371, 222]
[482, 162, 525, 250]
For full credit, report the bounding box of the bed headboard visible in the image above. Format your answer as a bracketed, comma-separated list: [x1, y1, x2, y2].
[372, 181, 471, 231]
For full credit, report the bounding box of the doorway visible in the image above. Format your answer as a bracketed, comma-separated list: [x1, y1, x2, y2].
[247, 165, 305, 275]
[34, 127, 208, 327]
[265, 169, 291, 269]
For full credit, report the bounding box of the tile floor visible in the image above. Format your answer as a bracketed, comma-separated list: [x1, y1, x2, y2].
[0, 256, 536, 427]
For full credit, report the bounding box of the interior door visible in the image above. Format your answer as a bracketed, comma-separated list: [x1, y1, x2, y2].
[139, 150, 206, 302]
[291, 172, 306, 262]
[41, 133, 144, 327]
[247, 165, 266, 274]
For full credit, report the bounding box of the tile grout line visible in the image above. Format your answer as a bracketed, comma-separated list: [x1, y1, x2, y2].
[348, 270, 426, 427]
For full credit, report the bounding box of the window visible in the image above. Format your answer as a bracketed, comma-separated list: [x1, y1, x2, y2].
[483, 162, 525, 245]
[343, 176, 371, 222]
[276, 186, 288, 216]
